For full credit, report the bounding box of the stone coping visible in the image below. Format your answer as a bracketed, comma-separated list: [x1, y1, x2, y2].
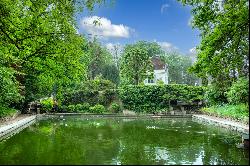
[193, 114, 249, 135]
[0, 115, 37, 140]
[44, 113, 193, 118]
[1, 113, 248, 141]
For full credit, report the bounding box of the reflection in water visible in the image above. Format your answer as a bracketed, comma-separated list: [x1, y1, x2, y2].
[0, 117, 248, 165]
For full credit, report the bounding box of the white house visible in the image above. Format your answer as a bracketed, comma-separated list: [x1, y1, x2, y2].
[144, 56, 169, 85]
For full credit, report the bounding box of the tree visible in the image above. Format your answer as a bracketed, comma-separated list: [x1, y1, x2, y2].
[134, 41, 164, 58]
[84, 38, 113, 80]
[120, 42, 153, 85]
[102, 64, 120, 86]
[161, 52, 199, 85]
[0, 0, 106, 112]
[179, 0, 249, 87]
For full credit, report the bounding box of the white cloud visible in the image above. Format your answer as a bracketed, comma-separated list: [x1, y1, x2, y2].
[80, 16, 133, 39]
[161, 3, 169, 14]
[188, 47, 197, 62]
[189, 47, 197, 54]
[157, 41, 178, 52]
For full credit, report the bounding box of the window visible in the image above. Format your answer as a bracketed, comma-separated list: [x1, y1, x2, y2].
[148, 79, 154, 83]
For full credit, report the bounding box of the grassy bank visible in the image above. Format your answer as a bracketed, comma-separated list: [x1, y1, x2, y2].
[201, 104, 249, 124]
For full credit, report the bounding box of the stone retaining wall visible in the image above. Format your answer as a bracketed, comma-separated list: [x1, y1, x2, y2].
[0, 115, 37, 141]
[192, 114, 249, 134]
[45, 113, 192, 118]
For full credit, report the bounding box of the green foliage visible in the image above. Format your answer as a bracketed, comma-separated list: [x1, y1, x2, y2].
[120, 41, 154, 85]
[40, 98, 54, 112]
[118, 85, 205, 113]
[85, 39, 113, 80]
[204, 84, 228, 106]
[201, 104, 249, 124]
[226, 77, 249, 104]
[0, 67, 23, 107]
[0, 106, 17, 118]
[102, 64, 120, 86]
[62, 78, 117, 107]
[179, 0, 249, 86]
[110, 103, 121, 113]
[156, 80, 164, 85]
[66, 103, 91, 113]
[162, 52, 199, 85]
[0, 0, 106, 114]
[82, 77, 116, 91]
[89, 104, 106, 114]
[63, 90, 99, 106]
[132, 41, 164, 58]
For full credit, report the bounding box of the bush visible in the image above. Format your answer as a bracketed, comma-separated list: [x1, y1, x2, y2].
[0, 67, 23, 107]
[226, 77, 249, 104]
[204, 83, 228, 106]
[82, 77, 115, 91]
[201, 104, 249, 124]
[67, 105, 76, 112]
[110, 103, 121, 113]
[40, 97, 54, 112]
[63, 90, 99, 106]
[89, 104, 106, 114]
[63, 89, 118, 107]
[75, 103, 90, 112]
[0, 106, 17, 118]
[118, 84, 205, 113]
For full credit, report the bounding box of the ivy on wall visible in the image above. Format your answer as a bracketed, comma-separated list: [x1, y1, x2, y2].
[118, 85, 205, 112]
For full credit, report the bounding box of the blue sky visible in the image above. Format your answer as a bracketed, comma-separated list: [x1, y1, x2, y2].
[76, 0, 200, 55]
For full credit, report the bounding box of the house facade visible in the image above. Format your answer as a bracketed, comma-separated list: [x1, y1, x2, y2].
[144, 56, 169, 85]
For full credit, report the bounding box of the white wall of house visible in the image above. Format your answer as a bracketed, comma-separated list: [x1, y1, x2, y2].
[144, 66, 168, 85]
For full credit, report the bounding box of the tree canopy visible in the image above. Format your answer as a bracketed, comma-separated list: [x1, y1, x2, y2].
[0, 0, 105, 111]
[161, 52, 199, 85]
[179, 0, 249, 86]
[120, 41, 155, 85]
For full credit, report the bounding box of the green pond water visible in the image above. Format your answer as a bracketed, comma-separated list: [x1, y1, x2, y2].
[0, 117, 248, 165]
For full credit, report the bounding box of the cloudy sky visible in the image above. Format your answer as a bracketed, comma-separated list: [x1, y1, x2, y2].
[76, 0, 200, 55]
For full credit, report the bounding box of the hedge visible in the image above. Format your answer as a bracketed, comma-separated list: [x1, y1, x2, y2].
[62, 89, 118, 107]
[118, 85, 205, 112]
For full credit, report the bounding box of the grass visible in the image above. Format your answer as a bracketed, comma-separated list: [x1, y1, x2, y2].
[201, 104, 249, 124]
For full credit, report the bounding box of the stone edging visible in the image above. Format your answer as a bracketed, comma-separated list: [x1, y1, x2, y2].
[44, 113, 193, 118]
[0, 115, 37, 141]
[1, 114, 248, 141]
[192, 114, 249, 134]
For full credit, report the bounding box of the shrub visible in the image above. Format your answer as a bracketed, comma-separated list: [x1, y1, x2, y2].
[62, 89, 118, 107]
[226, 77, 249, 104]
[204, 83, 227, 106]
[63, 90, 99, 106]
[67, 105, 76, 112]
[110, 103, 121, 113]
[82, 77, 115, 91]
[40, 97, 54, 112]
[0, 106, 17, 118]
[59, 105, 68, 112]
[89, 104, 106, 114]
[201, 104, 249, 124]
[75, 103, 90, 113]
[99, 89, 118, 106]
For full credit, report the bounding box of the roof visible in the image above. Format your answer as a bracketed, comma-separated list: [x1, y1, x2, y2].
[151, 56, 167, 70]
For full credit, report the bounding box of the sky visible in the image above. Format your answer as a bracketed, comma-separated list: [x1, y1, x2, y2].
[76, 0, 200, 56]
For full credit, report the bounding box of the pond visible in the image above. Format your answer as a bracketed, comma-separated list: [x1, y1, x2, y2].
[0, 116, 248, 165]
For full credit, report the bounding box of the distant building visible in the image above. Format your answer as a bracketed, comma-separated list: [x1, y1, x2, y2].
[144, 56, 169, 85]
